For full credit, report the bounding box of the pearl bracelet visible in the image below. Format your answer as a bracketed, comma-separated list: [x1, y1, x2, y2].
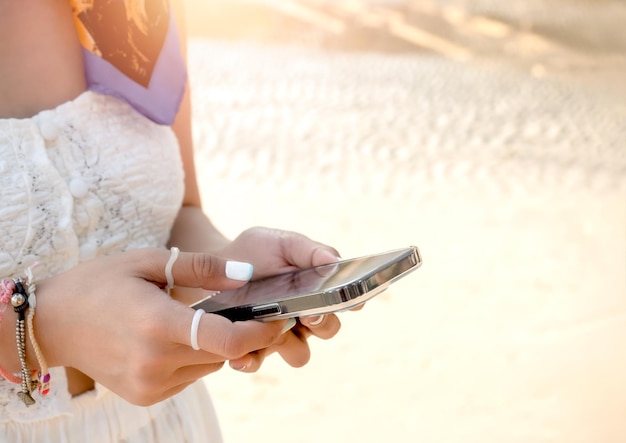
[11, 278, 37, 406]
[24, 267, 51, 397]
[0, 267, 51, 406]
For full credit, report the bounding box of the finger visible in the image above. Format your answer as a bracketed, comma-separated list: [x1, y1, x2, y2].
[120, 361, 226, 407]
[229, 318, 297, 372]
[272, 330, 311, 367]
[299, 314, 341, 340]
[157, 375, 220, 406]
[193, 313, 287, 358]
[128, 248, 254, 291]
[280, 232, 341, 268]
[233, 328, 311, 370]
[164, 339, 236, 366]
[171, 362, 226, 385]
[229, 349, 267, 373]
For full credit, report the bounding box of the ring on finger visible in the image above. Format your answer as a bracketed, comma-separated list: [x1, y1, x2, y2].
[190, 309, 205, 351]
[165, 246, 180, 295]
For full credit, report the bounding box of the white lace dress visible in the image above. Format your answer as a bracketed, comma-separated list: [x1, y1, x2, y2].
[0, 91, 222, 442]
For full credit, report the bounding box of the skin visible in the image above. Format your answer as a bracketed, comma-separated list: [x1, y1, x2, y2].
[0, 0, 341, 405]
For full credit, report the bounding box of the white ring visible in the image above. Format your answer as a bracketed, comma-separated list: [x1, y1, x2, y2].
[190, 309, 205, 351]
[165, 247, 180, 294]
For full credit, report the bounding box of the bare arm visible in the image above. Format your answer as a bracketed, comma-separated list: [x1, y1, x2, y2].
[167, 0, 230, 253]
[165, 0, 343, 371]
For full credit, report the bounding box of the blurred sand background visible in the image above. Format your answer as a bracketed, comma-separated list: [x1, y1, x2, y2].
[183, 1, 626, 442]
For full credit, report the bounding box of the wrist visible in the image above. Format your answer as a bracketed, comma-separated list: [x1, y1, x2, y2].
[0, 273, 52, 402]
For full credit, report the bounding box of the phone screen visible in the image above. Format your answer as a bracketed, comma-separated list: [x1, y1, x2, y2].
[195, 248, 415, 314]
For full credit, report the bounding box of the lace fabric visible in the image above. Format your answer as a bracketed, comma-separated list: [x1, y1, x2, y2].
[0, 90, 185, 424]
[2, 381, 223, 442]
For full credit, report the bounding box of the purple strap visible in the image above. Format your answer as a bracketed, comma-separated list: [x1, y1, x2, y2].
[79, 4, 187, 125]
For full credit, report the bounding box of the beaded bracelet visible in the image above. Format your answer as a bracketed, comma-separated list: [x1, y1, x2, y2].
[11, 278, 37, 405]
[24, 267, 50, 397]
[0, 278, 14, 326]
[0, 268, 51, 406]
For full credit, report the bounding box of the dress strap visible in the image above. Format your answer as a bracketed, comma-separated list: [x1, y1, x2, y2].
[70, 0, 187, 125]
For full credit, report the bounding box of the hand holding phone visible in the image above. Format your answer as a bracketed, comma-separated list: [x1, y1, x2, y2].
[191, 246, 422, 321]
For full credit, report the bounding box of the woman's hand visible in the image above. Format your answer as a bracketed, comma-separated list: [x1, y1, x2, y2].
[216, 227, 341, 278]
[30, 248, 289, 406]
[215, 227, 345, 371]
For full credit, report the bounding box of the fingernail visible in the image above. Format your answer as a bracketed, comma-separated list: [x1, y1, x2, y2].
[307, 315, 325, 326]
[230, 362, 247, 371]
[280, 318, 297, 334]
[225, 261, 254, 281]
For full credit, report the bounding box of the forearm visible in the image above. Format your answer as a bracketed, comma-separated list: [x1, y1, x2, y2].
[166, 3, 232, 256]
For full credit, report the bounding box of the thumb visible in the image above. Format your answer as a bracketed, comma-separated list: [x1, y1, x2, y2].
[128, 248, 254, 291]
[280, 232, 341, 269]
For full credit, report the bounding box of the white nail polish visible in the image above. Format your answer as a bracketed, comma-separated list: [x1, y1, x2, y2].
[225, 261, 253, 281]
[307, 315, 325, 326]
[281, 318, 297, 334]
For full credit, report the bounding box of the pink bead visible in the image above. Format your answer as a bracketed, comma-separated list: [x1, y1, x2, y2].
[0, 279, 15, 304]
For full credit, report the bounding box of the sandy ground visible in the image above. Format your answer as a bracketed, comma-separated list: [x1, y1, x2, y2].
[184, 1, 626, 441]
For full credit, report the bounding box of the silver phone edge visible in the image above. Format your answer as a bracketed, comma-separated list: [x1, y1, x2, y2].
[256, 246, 422, 321]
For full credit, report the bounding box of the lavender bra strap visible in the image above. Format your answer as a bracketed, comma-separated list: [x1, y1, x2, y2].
[75, 1, 187, 125]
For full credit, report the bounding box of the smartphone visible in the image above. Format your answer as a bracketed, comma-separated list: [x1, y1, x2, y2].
[190, 246, 422, 321]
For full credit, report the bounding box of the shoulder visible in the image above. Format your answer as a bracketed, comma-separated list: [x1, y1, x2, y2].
[0, 0, 85, 118]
